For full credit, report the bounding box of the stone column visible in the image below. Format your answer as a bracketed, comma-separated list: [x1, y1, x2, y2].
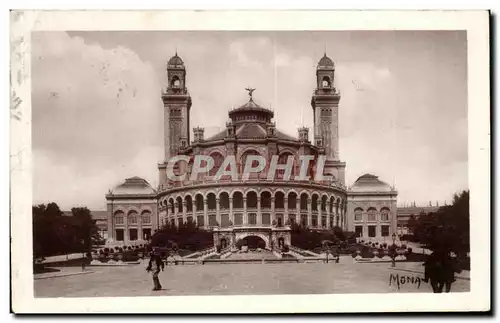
[216, 198, 221, 226]
[193, 201, 198, 226]
[138, 212, 143, 242]
[204, 198, 208, 229]
[296, 198, 300, 225]
[124, 213, 129, 244]
[318, 205, 322, 229]
[243, 197, 248, 225]
[229, 197, 234, 226]
[271, 197, 276, 225]
[326, 205, 330, 229]
[307, 198, 312, 227]
[182, 201, 187, 224]
[257, 197, 261, 225]
[334, 203, 339, 228]
[284, 197, 288, 224]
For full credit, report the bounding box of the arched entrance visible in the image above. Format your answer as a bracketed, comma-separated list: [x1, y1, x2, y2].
[236, 235, 267, 250]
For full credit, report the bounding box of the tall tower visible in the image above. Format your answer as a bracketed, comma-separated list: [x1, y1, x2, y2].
[311, 53, 346, 184]
[161, 53, 192, 159]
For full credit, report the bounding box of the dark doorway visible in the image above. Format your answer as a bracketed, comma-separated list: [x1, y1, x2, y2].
[220, 238, 227, 249]
[243, 236, 266, 250]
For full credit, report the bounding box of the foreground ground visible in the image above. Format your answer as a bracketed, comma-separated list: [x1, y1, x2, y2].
[34, 260, 470, 297]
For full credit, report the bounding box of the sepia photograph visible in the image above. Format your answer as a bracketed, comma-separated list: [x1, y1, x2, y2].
[10, 10, 490, 313]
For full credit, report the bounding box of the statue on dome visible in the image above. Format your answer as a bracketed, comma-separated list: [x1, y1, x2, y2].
[245, 87, 256, 99]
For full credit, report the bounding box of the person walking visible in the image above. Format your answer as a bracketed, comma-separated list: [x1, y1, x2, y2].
[423, 248, 460, 293]
[146, 249, 165, 291]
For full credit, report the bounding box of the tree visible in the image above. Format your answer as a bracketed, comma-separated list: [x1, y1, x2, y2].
[413, 190, 469, 256]
[407, 214, 418, 234]
[32, 203, 102, 259]
[71, 207, 103, 254]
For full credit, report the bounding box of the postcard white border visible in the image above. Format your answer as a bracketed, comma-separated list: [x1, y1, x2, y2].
[10, 10, 490, 313]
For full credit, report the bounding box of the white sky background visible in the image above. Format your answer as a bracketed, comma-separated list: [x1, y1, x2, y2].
[31, 31, 468, 210]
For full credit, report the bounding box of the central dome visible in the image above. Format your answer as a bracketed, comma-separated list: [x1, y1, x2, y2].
[228, 90, 274, 122]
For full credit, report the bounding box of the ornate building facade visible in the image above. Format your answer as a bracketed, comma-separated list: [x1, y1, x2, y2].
[105, 52, 398, 248]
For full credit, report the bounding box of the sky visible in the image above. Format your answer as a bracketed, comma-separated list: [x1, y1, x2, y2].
[31, 31, 468, 210]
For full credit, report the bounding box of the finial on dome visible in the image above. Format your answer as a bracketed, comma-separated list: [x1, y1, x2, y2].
[245, 87, 256, 100]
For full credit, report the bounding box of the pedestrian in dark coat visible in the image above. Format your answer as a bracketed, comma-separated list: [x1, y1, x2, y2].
[146, 250, 165, 291]
[423, 249, 460, 293]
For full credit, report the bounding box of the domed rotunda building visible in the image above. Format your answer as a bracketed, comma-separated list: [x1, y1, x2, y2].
[105, 53, 398, 248]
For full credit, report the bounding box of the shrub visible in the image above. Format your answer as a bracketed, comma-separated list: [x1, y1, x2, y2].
[361, 250, 375, 258]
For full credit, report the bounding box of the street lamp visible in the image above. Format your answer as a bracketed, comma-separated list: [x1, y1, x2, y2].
[391, 233, 396, 267]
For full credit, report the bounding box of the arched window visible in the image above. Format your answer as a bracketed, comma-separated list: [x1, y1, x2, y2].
[336, 198, 341, 215]
[195, 194, 204, 212]
[185, 195, 193, 212]
[207, 193, 216, 210]
[128, 211, 138, 225]
[114, 211, 124, 225]
[276, 153, 294, 180]
[354, 208, 363, 221]
[288, 192, 297, 209]
[322, 76, 331, 88]
[141, 210, 151, 224]
[209, 152, 224, 177]
[321, 195, 327, 212]
[176, 196, 183, 213]
[233, 192, 244, 209]
[380, 207, 390, 221]
[367, 207, 377, 221]
[311, 194, 319, 211]
[241, 150, 263, 179]
[219, 192, 230, 210]
[171, 76, 181, 88]
[329, 196, 335, 213]
[247, 191, 258, 208]
[300, 193, 308, 210]
[261, 191, 272, 209]
[169, 198, 175, 214]
[275, 191, 285, 209]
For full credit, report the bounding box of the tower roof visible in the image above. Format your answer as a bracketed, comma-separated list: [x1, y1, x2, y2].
[167, 53, 185, 68]
[317, 53, 334, 69]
